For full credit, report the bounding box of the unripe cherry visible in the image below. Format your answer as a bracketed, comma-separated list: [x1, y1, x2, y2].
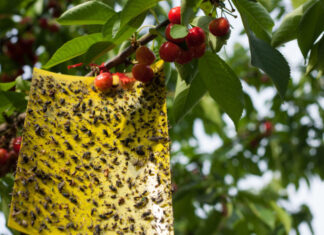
[94, 72, 113, 91]
[135, 46, 156, 65]
[185, 27, 205, 47]
[132, 64, 154, 83]
[209, 17, 230, 37]
[159, 42, 181, 62]
[165, 23, 185, 44]
[168, 6, 181, 24]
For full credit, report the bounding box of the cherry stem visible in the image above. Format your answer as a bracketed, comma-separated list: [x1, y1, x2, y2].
[227, 0, 236, 12]
[86, 19, 169, 77]
[136, 25, 157, 34]
[222, 8, 237, 18]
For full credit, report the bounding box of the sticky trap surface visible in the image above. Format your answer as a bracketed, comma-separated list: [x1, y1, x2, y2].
[8, 66, 173, 235]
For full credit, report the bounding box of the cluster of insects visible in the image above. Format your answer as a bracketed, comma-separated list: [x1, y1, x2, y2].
[9, 68, 174, 235]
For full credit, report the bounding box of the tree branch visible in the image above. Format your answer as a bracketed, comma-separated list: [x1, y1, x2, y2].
[86, 19, 169, 77]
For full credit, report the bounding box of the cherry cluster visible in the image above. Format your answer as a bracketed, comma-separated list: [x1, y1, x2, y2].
[132, 46, 156, 83]
[94, 7, 232, 91]
[38, 18, 60, 32]
[95, 45, 157, 91]
[94, 70, 136, 92]
[0, 137, 21, 176]
[4, 38, 38, 67]
[159, 6, 206, 64]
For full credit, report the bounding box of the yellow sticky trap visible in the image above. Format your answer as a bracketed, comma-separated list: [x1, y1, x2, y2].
[8, 64, 174, 234]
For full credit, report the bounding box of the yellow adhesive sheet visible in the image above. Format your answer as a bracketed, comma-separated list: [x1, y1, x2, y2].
[8, 64, 174, 235]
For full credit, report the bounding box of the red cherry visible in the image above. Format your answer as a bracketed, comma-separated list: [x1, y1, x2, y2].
[165, 23, 186, 44]
[209, 17, 230, 37]
[0, 148, 9, 165]
[185, 27, 206, 47]
[38, 18, 48, 29]
[132, 64, 154, 83]
[119, 74, 136, 89]
[20, 17, 32, 25]
[175, 49, 193, 64]
[94, 72, 113, 91]
[13, 137, 22, 154]
[159, 42, 181, 62]
[49, 24, 60, 32]
[52, 7, 62, 18]
[168, 6, 181, 24]
[263, 121, 273, 136]
[135, 46, 156, 65]
[190, 43, 206, 58]
[48, 0, 58, 8]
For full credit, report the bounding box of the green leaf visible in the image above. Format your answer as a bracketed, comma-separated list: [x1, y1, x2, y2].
[270, 201, 292, 234]
[102, 12, 146, 42]
[113, 0, 158, 38]
[248, 31, 290, 98]
[84, 41, 115, 63]
[200, 95, 222, 126]
[258, 0, 273, 11]
[175, 60, 199, 84]
[0, 81, 16, 91]
[181, 0, 202, 25]
[2, 91, 27, 112]
[33, 0, 43, 15]
[233, 0, 274, 42]
[191, 16, 213, 32]
[43, 33, 104, 69]
[0, 90, 27, 122]
[297, 0, 324, 58]
[247, 202, 276, 229]
[291, 0, 309, 8]
[15, 76, 30, 92]
[173, 74, 207, 123]
[200, 1, 216, 17]
[306, 34, 324, 74]
[271, 0, 317, 47]
[170, 24, 188, 39]
[198, 52, 244, 127]
[57, 1, 115, 25]
[85, 12, 146, 63]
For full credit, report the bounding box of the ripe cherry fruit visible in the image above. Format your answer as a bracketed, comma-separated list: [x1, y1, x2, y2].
[94, 72, 113, 91]
[175, 49, 193, 65]
[13, 137, 22, 154]
[159, 42, 181, 62]
[190, 43, 206, 58]
[135, 46, 156, 65]
[168, 6, 181, 24]
[186, 27, 206, 47]
[119, 74, 136, 89]
[38, 18, 48, 29]
[0, 148, 9, 165]
[132, 64, 154, 83]
[209, 17, 230, 37]
[165, 23, 185, 44]
[263, 121, 273, 136]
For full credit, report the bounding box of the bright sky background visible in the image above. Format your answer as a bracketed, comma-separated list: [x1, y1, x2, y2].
[1, 0, 323, 234]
